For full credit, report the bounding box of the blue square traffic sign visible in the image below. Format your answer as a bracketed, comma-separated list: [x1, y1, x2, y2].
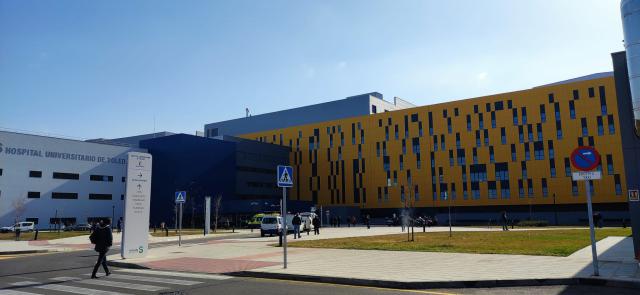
[277, 165, 293, 187]
[175, 191, 186, 203]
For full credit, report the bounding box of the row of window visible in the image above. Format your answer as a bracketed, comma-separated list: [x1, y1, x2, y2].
[0, 169, 124, 182]
[26, 191, 120, 200]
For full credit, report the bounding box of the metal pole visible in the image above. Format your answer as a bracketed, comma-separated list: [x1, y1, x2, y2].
[553, 193, 558, 226]
[282, 188, 287, 269]
[585, 180, 599, 276]
[178, 202, 183, 247]
[320, 206, 323, 227]
[112, 205, 115, 232]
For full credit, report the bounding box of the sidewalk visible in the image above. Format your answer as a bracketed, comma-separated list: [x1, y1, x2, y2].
[106, 226, 640, 289]
[0, 230, 248, 254]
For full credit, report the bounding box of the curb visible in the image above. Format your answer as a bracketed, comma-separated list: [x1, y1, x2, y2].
[0, 249, 55, 255]
[226, 271, 640, 290]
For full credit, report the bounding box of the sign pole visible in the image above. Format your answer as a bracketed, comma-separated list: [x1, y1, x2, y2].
[205, 196, 211, 236]
[179, 202, 183, 247]
[282, 187, 287, 269]
[585, 180, 599, 276]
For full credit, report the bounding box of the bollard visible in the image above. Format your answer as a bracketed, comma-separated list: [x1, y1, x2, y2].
[34, 229, 39, 241]
[232, 226, 235, 233]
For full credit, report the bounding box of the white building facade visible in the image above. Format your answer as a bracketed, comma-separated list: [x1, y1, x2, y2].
[0, 131, 145, 228]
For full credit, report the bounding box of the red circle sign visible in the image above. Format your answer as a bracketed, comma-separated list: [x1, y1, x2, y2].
[570, 146, 601, 171]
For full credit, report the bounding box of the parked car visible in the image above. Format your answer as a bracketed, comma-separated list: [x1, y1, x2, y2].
[0, 222, 35, 233]
[64, 223, 91, 231]
[260, 214, 293, 237]
[299, 212, 317, 232]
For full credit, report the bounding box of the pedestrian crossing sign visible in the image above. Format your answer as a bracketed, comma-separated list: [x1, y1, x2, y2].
[277, 165, 293, 187]
[175, 191, 186, 203]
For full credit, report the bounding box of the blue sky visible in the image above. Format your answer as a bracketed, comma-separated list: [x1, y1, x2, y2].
[0, 1, 624, 139]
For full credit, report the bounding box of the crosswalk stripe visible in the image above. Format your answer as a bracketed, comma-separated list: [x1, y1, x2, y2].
[34, 284, 131, 295]
[0, 290, 44, 295]
[83, 273, 201, 285]
[76, 279, 167, 292]
[50, 277, 80, 282]
[115, 268, 232, 280]
[8, 282, 38, 287]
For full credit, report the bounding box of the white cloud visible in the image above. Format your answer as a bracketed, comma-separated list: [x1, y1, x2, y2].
[476, 72, 488, 80]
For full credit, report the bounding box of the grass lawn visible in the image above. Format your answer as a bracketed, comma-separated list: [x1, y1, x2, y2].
[0, 231, 90, 241]
[288, 228, 632, 257]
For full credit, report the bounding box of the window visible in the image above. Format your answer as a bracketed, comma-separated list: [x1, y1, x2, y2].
[606, 154, 614, 175]
[383, 142, 387, 156]
[400, 155, 404, 170]
[90, 175, 114, 182]
[537, 124, 543, 140]
[554, 102, 561, 121]
[486, 103, 491, 112]
[518, 126, 524, 143]
[433, 135, 438, 151]
[565, 158, 571, 176]
[402, 139, 407, 154]
[479, 113, 484, 129]
[501, 128, 506, 144]
[599, 86, 607, 115]
[416, 153, 422, 169]
[53, 172, 79, 180]
[484, 129, 489, 146]
[0, 168, 2, 176]
[508, 100, 513, 109]
[500, 180, 510, 199]
[414, 185, 420, 201]
[542, 178, 548, 197]
[400, 186, 405, 202]
[489, 146, 495, 163]
[573, 89, 580, 100]
[548, 140, 555, 159]
[588, 87, 595, 98]
[556, 120, 563, 139]
[615, 174, 622, 195]
[457, 149, 466, 165]
[495, 162, 509, 180]
[52, 192, 78, 199]
[572, 181, 579, 196]
[472, 148, 478, 164]
[443, 109, 448, 118]
[469, 164, 487, 182]
[384, 187, 389, 201]
[28, 191, 40, 198]
[495, 101, 504, 111]
[581, 118, 588, 136]
[527, 179, 534, 196]
[428, 112, 434, 135]
[608, 115, 616, 134]
[527, 124, 534, 142]
[488, 181, 497, 199]
[371, 105, 377, 114]
[521, 107, 527, 125]
[440, 135, 446, 150]
[449, 150, 454, 167]
[454, 108, 459, 116]
[549, 93, 555, 103]
[524, 143, 531, 161]
[89, 194, 112, 200]
[550, 159, 556, 178]
[471, 182, 480, 199]
[29, 171, 42, 178]
[511, 144, 517, 161]
[518, 179, 525, 197]
[597, 116, 604, 136]
[466, 115, 472, 131]
[474, 104, 479, 113]
[377, 187, 382, 202]
[534, 141, 544, 160]
[569, 101, 576, 119]
[521, 161, 527, 179]
[540, 104, 546, 122]
[476, 130, 482, 147]
[491, 112, 496, 128]
[456, 133, 461, 148]
[447, 118, 452, 134]
[419, 122, 423, 137]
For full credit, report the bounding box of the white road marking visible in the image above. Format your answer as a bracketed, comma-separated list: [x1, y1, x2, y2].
[8, 282, 38, 287]
[76, 279, 167, 292]
[82, 273, 201, 285]
[34, 284, 131, 295]
[0, 290, 44, 295]
[115, 268, 232, 280]
[49, 277, 80, 282]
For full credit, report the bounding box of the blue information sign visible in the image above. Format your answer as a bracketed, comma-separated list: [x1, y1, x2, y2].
[277, 165, 293, 187]
[175, 191, 186, 203]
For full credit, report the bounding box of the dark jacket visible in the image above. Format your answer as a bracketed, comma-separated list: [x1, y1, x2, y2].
[312, 217, 320, 228]
[292, 215, 302, 225]
[90, 225, 113, 252]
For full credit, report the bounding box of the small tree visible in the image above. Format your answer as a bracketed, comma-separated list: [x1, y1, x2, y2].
[213, 195, 222, 232]
[12, 198, 26, 224]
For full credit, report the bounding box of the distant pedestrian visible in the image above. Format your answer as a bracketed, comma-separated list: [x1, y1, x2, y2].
[312, 215, 320, 235]
[347, 216, 351, 228]
[365, 215, 370, 229]
[501, 211, 509, 231]
[351, 216, 357, 227]
[89, 219, 113, 278]
[292, 213, 302, 239]
[117, 218, 122, 233]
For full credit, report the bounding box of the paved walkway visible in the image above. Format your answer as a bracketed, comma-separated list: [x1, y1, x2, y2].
[105, 226, 640, 285]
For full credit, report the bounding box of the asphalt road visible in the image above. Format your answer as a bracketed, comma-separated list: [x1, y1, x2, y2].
[0, 236, 637, 295]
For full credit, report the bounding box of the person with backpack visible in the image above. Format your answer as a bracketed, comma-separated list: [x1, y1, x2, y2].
[89, 219, 113, 278]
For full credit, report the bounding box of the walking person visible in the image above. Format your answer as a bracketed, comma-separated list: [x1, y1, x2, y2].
[365, 214, 371, 229]
[501, 211, 509, 231]
[117, 217, 122, 233]
[312, 215, 321, 235]
[292, 213, 302, 239]
[90, 219, 113, 278]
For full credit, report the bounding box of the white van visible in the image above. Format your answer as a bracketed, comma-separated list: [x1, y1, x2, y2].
[0, 222, 35, 233]
[260, 215, 293, 237]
